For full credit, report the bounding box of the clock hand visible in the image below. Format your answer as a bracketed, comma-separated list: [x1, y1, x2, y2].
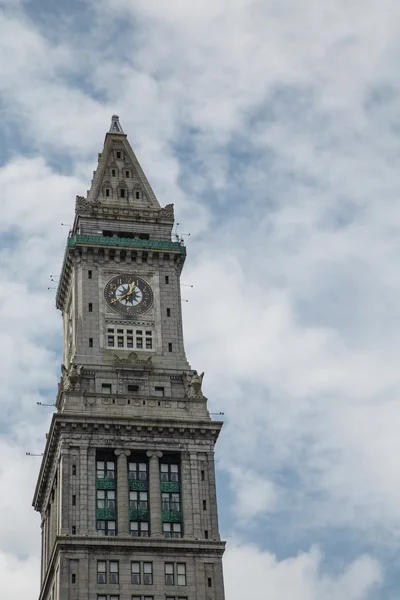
[125, 281, 136, 299]
[111, 291, 130, 304]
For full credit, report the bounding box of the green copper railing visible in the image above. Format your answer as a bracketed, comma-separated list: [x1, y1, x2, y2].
[129, 480, 149, 491]
[162, 511, 182, 523]
[160, 482, 181, 493]
[96, 478, 116, 490]
[67, 235, 186, 255]
[96, 508, 117, 520]
[129, 509, 149, 521]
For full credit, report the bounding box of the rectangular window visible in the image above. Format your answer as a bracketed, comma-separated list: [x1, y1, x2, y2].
[136, 337, 143, 349]
[72, 495, 76, 506]
[97, 490, 115, 510]
[117, 336, 124, 347]
[109, 562, 119, 584]
[160, 462, 179, 483]
[130, 521, 149, 537]
[162, 492, 180, 512]
[168, 343, 173, 352]
[105, 188, 110, 197]
[71, 573, 76, 584]
[165, 276, 169, 284]
[146, 338, 152, 349]
[167, 308, 171, 317]
[177, 564, 186, 586]
[97, 520, 116, 536]
[72, 464, 77, 476]
[89, 338, 93, 347]
[128, 384, 139, 393]
[154, 386, 164, 397]
[165, 563, 174, 585]
[89, 303, 93, 312]
[88, 270, 92, 279]
[143, 563, 153, 585]
[72, 525, 76, 535]
[126, 170, 129, 178]
[205, 530, 209, 539]
[120, 189, 125, 198]
[108, 335, 115, 347]
[135, 191, 140, 199]
[163, 522, 182, 538]
[97, 561, 106, 584]
[127, 336, 133, 348]
[208, 577, 212, 587]
[131, 562, 141, 584]
[129, 461, 147, 480]
[102, 384, 112, 394]
[112, 169, 116, 177]
[203, 500, 207, 510]
[201, 470, 205, 481]
[116, 152, 121, 159]
[96, 460, 115, 479]
[129, 491, 148, 510]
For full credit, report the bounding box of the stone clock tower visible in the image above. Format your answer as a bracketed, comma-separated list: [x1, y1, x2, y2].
[33, 116, 226, 600]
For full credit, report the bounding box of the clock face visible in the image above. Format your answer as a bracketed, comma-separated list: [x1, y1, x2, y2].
[104, 274, 154, 316]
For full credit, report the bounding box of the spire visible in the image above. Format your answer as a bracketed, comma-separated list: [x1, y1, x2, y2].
[109, 114, 124, 134]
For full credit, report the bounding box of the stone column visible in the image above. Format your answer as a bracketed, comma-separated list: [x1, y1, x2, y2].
[60, 451, 69, 535]
[146, 450, 163, 537]
[181, 452, 194, 538]
[115, 449, 131, 536]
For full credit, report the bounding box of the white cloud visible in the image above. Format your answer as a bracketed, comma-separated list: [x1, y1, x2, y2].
[1, 0, 400, 596]
[224, 543, 382, 600]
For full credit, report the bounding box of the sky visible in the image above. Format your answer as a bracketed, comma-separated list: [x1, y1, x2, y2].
[1, 0, 400, 598]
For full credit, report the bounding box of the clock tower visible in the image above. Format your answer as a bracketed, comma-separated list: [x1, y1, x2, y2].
[33, 116, 226, 600]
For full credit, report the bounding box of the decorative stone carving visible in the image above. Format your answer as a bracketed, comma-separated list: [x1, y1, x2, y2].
[183, 370, 205, 398]
[75, 195, 100, 214]
[113, 352, 153, 371]
[61, 363, 83, 391]
[159, 203, 174, 219]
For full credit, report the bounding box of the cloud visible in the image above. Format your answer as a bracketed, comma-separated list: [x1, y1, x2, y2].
[1, 0, 400, 597]
[224, 543, 382, 600]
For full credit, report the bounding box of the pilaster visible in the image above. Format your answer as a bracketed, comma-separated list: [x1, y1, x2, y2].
[146, 450, 163, 536]
[115, 449, 131, 535]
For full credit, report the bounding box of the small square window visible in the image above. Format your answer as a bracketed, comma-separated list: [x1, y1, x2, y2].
[117, 329, 123, 334]
[145, 331, 152, 336]
[102, 384, 112, 394]
[136, 330, 142, 335]
[116, 152, 121, 159]
[154, 386, 164, 397]
[127, 329, 133, 334]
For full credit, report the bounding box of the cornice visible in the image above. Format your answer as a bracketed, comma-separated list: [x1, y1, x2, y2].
[33, 413, 223, 513]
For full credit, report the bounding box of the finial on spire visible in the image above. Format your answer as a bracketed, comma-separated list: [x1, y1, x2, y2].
[109, 115, 124, 134]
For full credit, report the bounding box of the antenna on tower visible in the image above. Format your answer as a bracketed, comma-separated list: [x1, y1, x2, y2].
[50, 275, 59, 283]
[61, 223, 72, 236]
[37, 402, 56, 407]
[210, 412, 225, 416]
[173, 223, 191, 244]
[180, 284, 194, 288]
[26, 452, 44, 457]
